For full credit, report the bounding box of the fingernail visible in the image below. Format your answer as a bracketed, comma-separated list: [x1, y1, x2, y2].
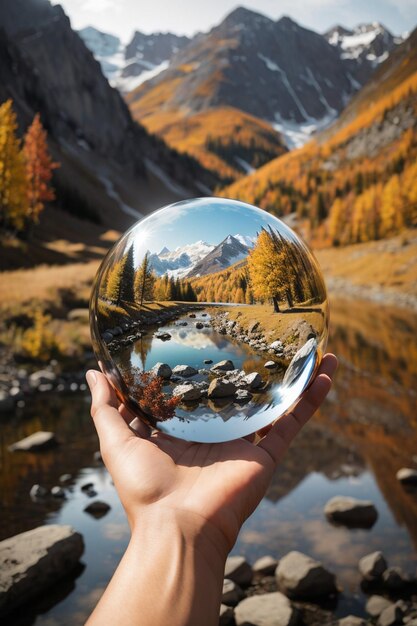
[86, 370, 97, 389]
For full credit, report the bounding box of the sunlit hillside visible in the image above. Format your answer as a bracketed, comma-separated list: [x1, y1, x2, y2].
[221, 28, 417, 247]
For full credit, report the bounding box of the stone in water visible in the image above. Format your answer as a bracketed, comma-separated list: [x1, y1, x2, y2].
[90, 198, 329, 443]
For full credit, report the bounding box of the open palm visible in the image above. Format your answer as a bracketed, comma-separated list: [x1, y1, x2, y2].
[87, 353, 337, 551]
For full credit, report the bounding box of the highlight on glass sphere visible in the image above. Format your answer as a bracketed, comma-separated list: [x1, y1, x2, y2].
[90, 197, 329, 443]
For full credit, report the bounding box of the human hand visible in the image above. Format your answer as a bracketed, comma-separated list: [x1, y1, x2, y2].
[86, 353, 337, 557]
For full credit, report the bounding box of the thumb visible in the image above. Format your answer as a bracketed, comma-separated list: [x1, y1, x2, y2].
[86, 370, 133, 449]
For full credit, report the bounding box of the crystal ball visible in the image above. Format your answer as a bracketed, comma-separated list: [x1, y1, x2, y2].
[90, 197, 329, 443]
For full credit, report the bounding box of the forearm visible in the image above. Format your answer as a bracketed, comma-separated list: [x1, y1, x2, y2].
[86, 508, 228, 626]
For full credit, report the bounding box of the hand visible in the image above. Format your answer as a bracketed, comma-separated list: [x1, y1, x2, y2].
[86, 353, 337, 555]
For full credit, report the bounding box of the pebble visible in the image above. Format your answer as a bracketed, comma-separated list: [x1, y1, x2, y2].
[276, 551, 337, 598]
[359, 551, 387, 581]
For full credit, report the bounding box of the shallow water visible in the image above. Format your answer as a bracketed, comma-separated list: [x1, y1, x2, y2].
[1, 297, 417, 624]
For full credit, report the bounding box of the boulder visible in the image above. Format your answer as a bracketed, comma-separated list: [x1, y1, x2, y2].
[151, 362, 172, 379]
[208, 379, 236, 399]
[211, 360, 235, 373]
[222, 578, 244, 606]
[29, 484, 47, 498]
[337, 617, 366, 626]
[358, 552, 387, 581]
[276, 551, 337, 598]
[235, 389, 253, 403]
[366, 596, 393, 618]
[244, 372, 263, 389]
[264, 361, 278, 369]
[234, 592, 298, 626]
[225, 556, 253, 587]
[8, 431, 58, 452]
[324, 496, 378, 528]
[220, 603, 235, 626]
[172, 365, 198, 377]
[173, 383, 202, 402]
[0, 525, 84, 617]
[84, 501, 111, 519]
[253, 555, 279, 576]
[396, 468, 417, 486]
[378, 603, 406, 626]
[382, 567, 409, 590]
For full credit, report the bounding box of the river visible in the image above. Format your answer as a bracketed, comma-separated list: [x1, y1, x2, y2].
[1, 297, 416, 624]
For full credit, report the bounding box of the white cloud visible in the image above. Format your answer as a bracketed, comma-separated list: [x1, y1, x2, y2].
[84, 0, 119, 12]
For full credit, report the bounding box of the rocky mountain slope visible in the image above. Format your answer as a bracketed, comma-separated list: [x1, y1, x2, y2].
[325, 22, 402, 66]
[187, 235, 251, 277]
[221, 27, 417, 246]
[0, 0, 215, 235]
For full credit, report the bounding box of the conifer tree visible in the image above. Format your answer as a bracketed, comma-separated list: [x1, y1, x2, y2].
[23, 113, 58, 224]
[0, 100, 28, 231]
[134, 251, 155, 307]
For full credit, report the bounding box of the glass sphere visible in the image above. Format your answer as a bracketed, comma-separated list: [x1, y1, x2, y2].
[90, 198, 329, 443]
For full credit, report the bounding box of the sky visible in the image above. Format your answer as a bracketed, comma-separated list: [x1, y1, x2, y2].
[52, 0, 417, 42]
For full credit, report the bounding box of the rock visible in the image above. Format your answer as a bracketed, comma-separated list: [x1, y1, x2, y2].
[253, 555, 279, 576]
[222, 578, 244, 606]
[276, 551, 337, 598]
[172, 365, 198, 377]
[204, 359, 213, 364]
[208, 378, 236, 399]
[0, 524, 84, 617]
[265, 361, 278, 369]
[51, 486, 66, 498]
[102, 332, 113, 344]
[324, 496, 378, 528]
[81, 482, 94, 492]
[219, 603, 235, 626]
[84, 501, 111, 518]
[151, 362, 172, 379]
[338, 617, 366, 626]
[189, 313, 196, 318]
[270, 340, 284, 351]
[211, 360, 235, 373]
[225, 556, 253, 587]
[30, 484, 47, 498]
[196, 322, 204, 329]
[234, 592, 298, 626]
[244, 372, 263, 389]
[59, 474, 72, 483]
[234, 389, 253, 403]
[396, 468, 417, 486]
[378, 603, 406, 626]
[359, 552, 387, 581]
[93, 450, 103, 463]
[0, 390, 14, 412]
[8, 431, 58, 452]
[173, 383, 202, 402]
[366, 596, 393, 618]
[382, 567, 409, 590]
[29, 370, 57, 387]
[154, 332, 171, 341]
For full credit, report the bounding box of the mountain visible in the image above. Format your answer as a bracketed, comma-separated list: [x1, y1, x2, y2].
[0, 0, 215, 235]
[325, 22, 402, 66]
[221, 27, 417, 247]
[78, 26, 189, 93]
[187, 235, 250, 277]
[148, 240, 215, 277]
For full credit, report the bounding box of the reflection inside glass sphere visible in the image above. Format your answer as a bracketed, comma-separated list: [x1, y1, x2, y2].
[90, 198, 329, 443]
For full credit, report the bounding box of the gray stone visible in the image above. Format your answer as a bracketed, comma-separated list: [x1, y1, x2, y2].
[359, 552, 387, 581]
[173, 383, 202, 402]
[172, 365, 198, 377]
[220, 603, 235, 626]
[51, 486, 66, 498]
[9, 431, 58, 452]
[84, 501, 111, 518]
[324, 496, 378, 528]
[151, 362, 172, 379]
[382, 567, 409, 590]
[338, 617, 366, 626]
[253, 555, 279, 576]
[396, 468, 417, 486]
[29, 370, 57, 387]
[235, 592, 298, 626]
[222, 578, 244, 606]
[276, 551, 337, 598]
[0, 525, 84, 617]
[154, 331, 171, 341]
[270, 340, 284, 351]
[196, 322, 204, 329]
[102, 332, 114, 344]
[204, 359, 213, 364]
[378, 603, 405, 626]
[235, 389, 253, 403]
[366, 596, 393, 617]
[211, 360, 235, 373]
[225, 556, 253, 587]
[30, 484, 48, 498]
[208, 379, 236, 399]
[264, 361, 278, 369]
[244, 372, 263, 389]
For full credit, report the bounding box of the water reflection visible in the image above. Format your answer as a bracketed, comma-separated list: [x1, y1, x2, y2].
[1, 297, 417, 623]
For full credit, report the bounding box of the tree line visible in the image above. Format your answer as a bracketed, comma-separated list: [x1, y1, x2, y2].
[0, 99, 58, 234]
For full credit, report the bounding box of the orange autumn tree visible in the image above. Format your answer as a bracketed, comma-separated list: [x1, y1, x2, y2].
[23, 113, 59, 224]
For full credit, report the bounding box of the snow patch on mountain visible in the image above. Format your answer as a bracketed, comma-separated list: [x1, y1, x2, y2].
[273, 111, 338, 149]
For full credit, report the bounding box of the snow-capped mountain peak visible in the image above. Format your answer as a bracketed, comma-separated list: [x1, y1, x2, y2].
[325, 22, 402, 66]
